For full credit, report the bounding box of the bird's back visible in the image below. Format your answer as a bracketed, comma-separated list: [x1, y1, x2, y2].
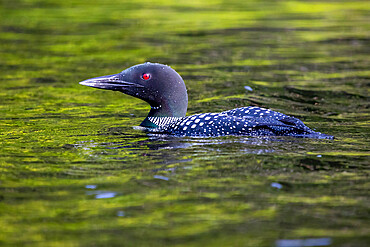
[152, 107, 333, 139]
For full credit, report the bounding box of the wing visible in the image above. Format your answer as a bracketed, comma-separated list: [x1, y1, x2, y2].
[222, 106, 311, 132]
[156, 107, 333, 138]
[162, 112, 310, 137]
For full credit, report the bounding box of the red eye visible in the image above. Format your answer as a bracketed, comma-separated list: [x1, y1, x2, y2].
[142, 73, 151, 80]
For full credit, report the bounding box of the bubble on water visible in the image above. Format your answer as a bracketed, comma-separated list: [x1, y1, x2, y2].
[117, 211, 125, 217]
[244, 86, 253, 91]
[275, 237, 332, 247]
[271, 182, 283, 189]
[95, 192, 117, 199]
[154, 175, 169, 181]
[86, 190, 117, 199]
[85, 185, 97, 189]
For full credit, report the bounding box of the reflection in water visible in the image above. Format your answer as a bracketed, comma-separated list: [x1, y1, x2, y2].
[73, 129, 322, 158]
[69, 130, 334, 177]
[146, 134, 280, 152]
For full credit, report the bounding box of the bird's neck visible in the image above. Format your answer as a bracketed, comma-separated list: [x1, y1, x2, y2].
[140, 96, 188, 128]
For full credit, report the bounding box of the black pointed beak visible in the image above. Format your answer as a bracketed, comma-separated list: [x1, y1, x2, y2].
[79, 74, 143, 91]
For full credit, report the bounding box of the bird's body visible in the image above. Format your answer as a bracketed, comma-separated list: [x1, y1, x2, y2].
[79, 62, 333, 139]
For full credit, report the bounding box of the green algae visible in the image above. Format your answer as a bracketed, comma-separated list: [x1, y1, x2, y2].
[0, 0, 369, 246]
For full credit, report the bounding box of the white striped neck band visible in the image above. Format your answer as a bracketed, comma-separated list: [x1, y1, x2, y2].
[147, 116, 183, 127]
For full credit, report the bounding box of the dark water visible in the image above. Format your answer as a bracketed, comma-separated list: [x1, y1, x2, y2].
[0, 0, 369, 246]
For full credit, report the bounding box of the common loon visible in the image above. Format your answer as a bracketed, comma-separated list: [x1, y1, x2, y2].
[79, 62, 333, 139]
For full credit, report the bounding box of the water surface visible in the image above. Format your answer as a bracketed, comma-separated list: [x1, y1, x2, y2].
[0, 0, 369, 246]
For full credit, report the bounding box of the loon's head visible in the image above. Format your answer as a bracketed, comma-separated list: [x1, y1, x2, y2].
[79, 62, 188, 127]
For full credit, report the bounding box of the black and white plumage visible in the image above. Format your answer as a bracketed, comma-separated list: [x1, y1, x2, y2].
[79, 62, 333, 139]
[148, 106, 330, 138]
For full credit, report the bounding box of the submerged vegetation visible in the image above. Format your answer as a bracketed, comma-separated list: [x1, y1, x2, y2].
[0, 0, 369, 246]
